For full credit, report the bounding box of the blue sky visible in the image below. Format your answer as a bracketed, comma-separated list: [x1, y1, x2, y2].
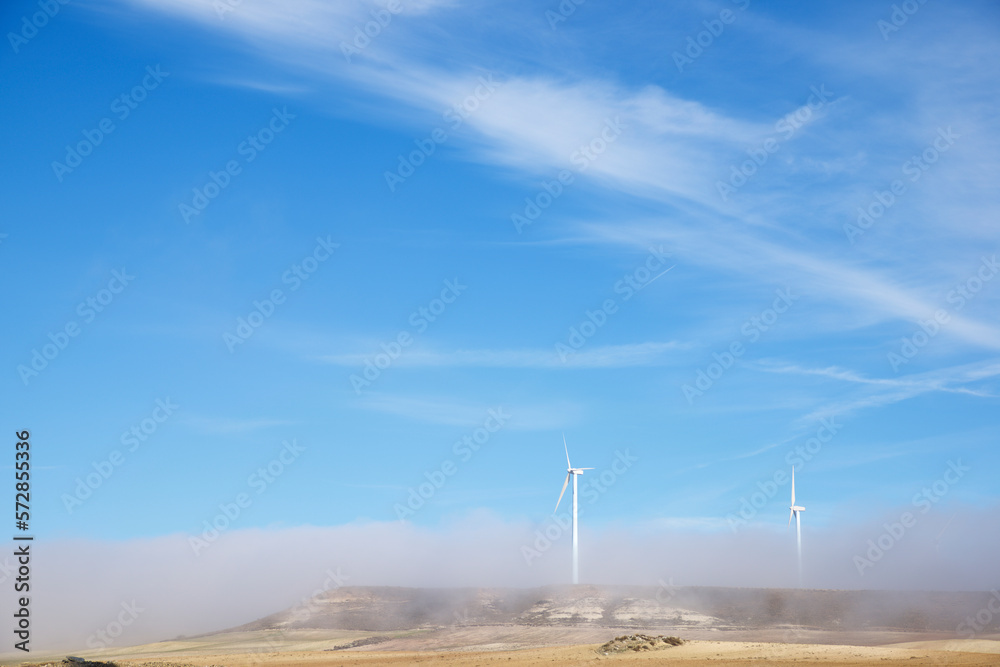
[2, 0, 1000, 641]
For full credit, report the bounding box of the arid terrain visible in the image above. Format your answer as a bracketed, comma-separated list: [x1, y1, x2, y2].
[9, 586, 1000, 666]
[11, 638, 1000, 667]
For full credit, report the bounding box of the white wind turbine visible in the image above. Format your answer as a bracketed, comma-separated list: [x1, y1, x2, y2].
[788, 466, 806, 586]
[554, 435, 593, 585]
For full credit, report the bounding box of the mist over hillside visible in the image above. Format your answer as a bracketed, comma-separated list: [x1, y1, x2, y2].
[235, 584, 996, 638]
[17, 508, 999, 651]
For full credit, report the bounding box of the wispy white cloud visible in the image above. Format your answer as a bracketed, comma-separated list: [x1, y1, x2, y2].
[115, 0, 769, 209]
[761, 359, 1000, 423]
[354, 393, 579, 430]
[684, 360, 1000, 469]
[123, 0, 456, 46]
[183, 415, 295, 434]
[581, 220, 1000, 351]
[755, 362, 997, 394]
[112, 0, 1000, 406]
[321, 341, 687, 369]
[207, 77, 312, 95]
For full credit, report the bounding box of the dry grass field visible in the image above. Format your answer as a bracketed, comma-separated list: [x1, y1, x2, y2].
[13, 637, 1000, 667]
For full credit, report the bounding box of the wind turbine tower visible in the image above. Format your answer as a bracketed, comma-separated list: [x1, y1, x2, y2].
[554, 435, 592, 585]
[788, 466, 806, 587]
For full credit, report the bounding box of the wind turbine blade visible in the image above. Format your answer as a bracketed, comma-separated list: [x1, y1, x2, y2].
[563, 434, 572, 469]
[788, 509, 794, 527]
[791, 467, 796, 506]
[555, 473, 570, 512]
